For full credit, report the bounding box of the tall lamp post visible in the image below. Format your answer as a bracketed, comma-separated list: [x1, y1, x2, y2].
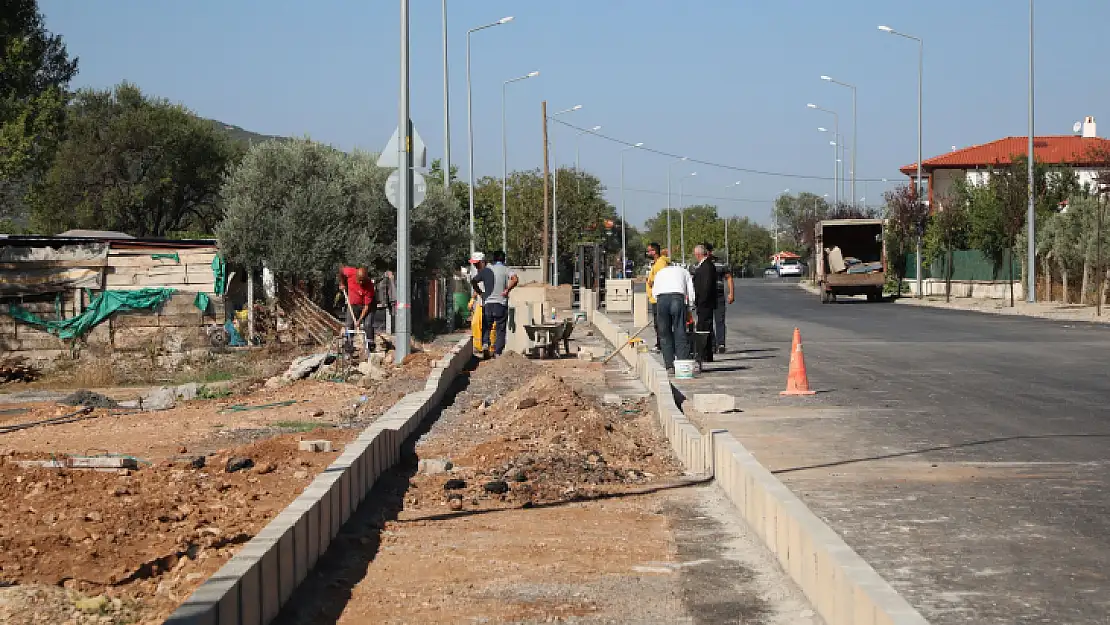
[821, 75, 857, 207]
[441, 0, 451, 212]
[818, 127, 840, 204]
[549, 104, 582, 285]
[678, 172, 698, 265]
[667, 157, 689, 256]
[723, 181, 741, 266]
[466, 15, 514, 255]
[879, 24, 924, 299]
[619, 142, 645, 276]
[1026, 0, 1036, 302]
[809, 104, 839, 206]
[501, 70, 539, 254]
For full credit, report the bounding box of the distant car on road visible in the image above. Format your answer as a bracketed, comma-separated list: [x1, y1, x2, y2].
[776, 258, 804, 277]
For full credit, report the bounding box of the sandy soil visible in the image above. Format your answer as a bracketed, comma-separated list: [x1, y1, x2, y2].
[0, 351, 439, 625]
[275, 353, 701, 625]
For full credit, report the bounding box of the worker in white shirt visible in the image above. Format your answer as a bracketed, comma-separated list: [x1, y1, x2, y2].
[651, 262, 696, 373]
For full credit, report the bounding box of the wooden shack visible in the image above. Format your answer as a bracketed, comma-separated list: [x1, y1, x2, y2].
[0, 232, 225, 366]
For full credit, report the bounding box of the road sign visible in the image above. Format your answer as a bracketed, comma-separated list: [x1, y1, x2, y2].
[376, 125, 427, 168]
[385, 169, 427, 210]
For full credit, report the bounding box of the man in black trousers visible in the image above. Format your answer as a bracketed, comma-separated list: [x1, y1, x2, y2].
[691, 244, 718, 364]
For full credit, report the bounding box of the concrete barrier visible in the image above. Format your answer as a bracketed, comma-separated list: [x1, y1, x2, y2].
[164, 337, 474, 625]
[591, 310, 928, 625]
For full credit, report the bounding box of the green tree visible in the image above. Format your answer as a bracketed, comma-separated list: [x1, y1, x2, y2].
[30, 82, 241, 236]
[924, 192, 969, 302]
[217, 138, 466, 282]
[721, 216, 774, 276]
[0, 0, 78, 218]
[773, 192, 831, 257]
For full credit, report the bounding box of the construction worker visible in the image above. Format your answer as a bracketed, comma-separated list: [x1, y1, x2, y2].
[646, 242, 670, 353]
[471, 250, 519, 358]
[338, 265, 375, 353]
[467, 252, 490, 352]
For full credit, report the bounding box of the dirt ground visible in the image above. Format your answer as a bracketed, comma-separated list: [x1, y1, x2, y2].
[0, 350, 439, 625]
[275, 353, 705, 624]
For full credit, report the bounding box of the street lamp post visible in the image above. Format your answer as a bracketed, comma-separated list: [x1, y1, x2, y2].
[821, 75, 857, 207]
[667, 157, 689, 256]
[879, 24, 924, 299]
[620, 142, 644, 278]
[678, 172, 697, 265]
[549, 104, 582, 285]
[724, 181, 741, 266]
[466, 15, 514, 255]
[1027, 0, 1036, 302]
[442, 0, 451, 209]
[576, 125, 601, 192]
[501, 70, 539, 254]
[818, 126, 840, 205]
[809, 103, 839, 206]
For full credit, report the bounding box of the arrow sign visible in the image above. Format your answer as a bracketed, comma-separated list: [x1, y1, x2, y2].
[376, 125, 427, 169]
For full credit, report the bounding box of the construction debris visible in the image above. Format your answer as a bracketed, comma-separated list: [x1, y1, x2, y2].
[0, 359, 38, 383]
[298, 439, 333, 453]
[60, 390, 118, 409]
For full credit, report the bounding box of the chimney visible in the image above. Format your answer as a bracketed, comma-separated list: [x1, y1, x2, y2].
[1083, 115, 1097, 138]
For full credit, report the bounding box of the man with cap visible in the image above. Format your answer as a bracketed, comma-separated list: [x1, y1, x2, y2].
[471, 250, 519, 358]
[467, 252, 488, 352]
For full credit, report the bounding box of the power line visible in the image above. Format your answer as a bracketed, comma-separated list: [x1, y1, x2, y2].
[621, 186, 775, 204]
[551, 118, 898, 184]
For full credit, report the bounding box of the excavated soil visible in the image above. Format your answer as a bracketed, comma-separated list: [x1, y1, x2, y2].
[277, 352, 690, 625]
[0, 351, 441, 625]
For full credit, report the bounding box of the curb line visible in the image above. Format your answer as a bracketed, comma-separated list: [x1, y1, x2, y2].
[590, 310, 929, 625]
[163, 338, 474, 625]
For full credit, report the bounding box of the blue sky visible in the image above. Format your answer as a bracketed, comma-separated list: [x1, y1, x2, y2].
[39, 0, 1110, 228]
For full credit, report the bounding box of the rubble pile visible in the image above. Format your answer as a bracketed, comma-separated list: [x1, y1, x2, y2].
[411, 362, 682, 510]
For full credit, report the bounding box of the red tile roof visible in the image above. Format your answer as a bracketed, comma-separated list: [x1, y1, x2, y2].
[899, 136, 1110, 175]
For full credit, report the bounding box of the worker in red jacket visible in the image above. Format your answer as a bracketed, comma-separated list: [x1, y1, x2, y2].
[338, 266, 376, 353]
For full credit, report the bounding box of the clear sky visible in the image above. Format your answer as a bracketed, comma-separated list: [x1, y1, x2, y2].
[38, 0, 1110, 228]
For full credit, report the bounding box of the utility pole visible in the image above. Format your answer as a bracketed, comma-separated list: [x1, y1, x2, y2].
[1026, 0, 1036, 303]
[395, 0, 413, 363]
[441, 0, 451, 201]
[541, 100, 551, 285]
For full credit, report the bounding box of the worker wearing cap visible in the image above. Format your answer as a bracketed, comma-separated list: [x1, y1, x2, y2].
[645, 242, 670, 353]
[467, 252, 492, 352]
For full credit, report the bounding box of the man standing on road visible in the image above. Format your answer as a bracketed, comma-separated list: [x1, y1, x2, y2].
[691, 245, 718, 364]
[651, 261, 695, 374]
[338, 265, 376, 354]
[645, 242, 670, 353]
[376, 269, 396, 334]
[471, 250, 519, 359]
[706, 243, 735, 353]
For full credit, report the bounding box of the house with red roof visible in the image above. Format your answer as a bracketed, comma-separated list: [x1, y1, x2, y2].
[900, 116, 1110, 209]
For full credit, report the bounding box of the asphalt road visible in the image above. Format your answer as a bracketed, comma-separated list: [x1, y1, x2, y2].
[679, 280, 1110, 625]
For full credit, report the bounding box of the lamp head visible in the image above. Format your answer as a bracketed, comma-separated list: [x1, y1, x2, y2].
[878, 25, 893, 33]
[807, 103, 817, 109]
[499, 16, 514, 24]
[820, 75, 832, 81]
[527, 71, 539, 77]
[571, 104, 583, 111]
[591, 125, 602, 131]
[633, 142, 644, 147]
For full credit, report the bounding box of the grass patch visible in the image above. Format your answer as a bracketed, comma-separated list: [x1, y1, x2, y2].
[197, 385, 233, 400]
[271, 420, 332, 433]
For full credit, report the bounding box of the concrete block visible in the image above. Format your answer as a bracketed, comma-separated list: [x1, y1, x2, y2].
[278, 528, 295, 605]
[239, 560, 262, 625]
[294, 507, 310, 586]
[298, 439, 333, 453]
[260, 545, 280, 623]
[691, 393, 736, 414]
[306, 500, 320, 569]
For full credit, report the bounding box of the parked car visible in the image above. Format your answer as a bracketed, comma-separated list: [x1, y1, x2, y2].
[776, 258, 804, 277]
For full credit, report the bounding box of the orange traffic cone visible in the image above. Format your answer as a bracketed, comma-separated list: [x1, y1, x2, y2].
[780, 327, 816, 396]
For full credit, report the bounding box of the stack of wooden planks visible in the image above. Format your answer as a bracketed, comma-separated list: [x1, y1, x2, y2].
[104, 245, 219, 293]
[0, 358, 38, 383]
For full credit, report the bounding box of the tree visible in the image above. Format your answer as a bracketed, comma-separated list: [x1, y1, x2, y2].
[925, 193, 969, 302]
[883, 184, 928, 295]
[30, 82, 242, 237]
[217, 138, 466, 284]
[722, 216, 774, 276]
[0, 0, 78, 218]
[773, 192, 831, 258]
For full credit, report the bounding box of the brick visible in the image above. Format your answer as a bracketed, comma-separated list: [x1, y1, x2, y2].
[260, 546, 280, 623]
[298, 439, 333, 453]
[278, 528, 295, 605]
[692, 393, 736, 414]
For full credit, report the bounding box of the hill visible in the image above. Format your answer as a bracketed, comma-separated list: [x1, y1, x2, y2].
[206, 119, 285, 145]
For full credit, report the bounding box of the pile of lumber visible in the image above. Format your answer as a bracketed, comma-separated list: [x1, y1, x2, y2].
[0, 359, 38, 383]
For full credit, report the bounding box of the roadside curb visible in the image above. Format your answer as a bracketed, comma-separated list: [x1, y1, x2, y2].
[591, 310, 929, 625]
[163, 338, 474, 625]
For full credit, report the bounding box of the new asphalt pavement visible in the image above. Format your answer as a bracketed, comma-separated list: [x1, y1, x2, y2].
[642, 278, 1110, 625]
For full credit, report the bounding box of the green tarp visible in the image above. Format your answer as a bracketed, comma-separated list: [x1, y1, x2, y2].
[212, 256, 227, 295]
[7, 288, 176, 340]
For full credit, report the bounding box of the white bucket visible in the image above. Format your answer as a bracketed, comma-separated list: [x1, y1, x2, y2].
[674, 359, 696, 379]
